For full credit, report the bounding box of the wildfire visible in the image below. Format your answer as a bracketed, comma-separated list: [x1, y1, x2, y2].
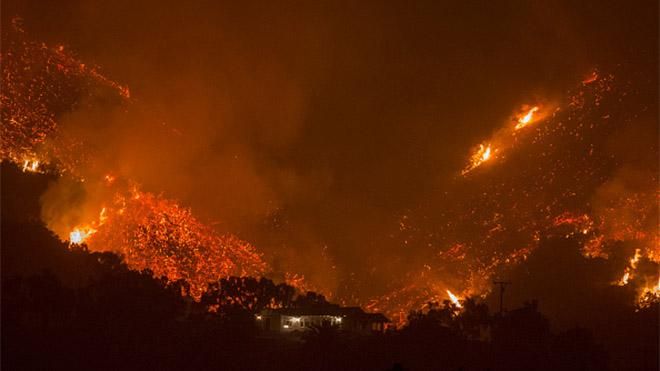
[3, 17, 658, 319]
[462, 144, 493, 175]
[514, 106, 540, 130]
[387, 70, 658, 320]
[446, 290, 462, 308]
[0, 16, 271, 299]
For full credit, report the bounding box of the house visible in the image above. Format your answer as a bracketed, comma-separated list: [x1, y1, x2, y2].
[256, 305, 389, 335]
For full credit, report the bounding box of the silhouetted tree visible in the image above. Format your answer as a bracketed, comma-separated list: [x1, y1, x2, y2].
[453, 297, 490, 340]
[292, 291, 329, 308]
[551, 327, 608, 370]
[491, 300, 551, 370]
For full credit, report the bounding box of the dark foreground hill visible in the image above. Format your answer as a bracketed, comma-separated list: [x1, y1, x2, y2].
[2, 162, 658, 371]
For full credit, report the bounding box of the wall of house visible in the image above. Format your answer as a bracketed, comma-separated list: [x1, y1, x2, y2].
[256, 312, 387, 334]
[278, 315, 343, 333]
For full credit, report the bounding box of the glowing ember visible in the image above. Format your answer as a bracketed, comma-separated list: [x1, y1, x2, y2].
[371, 71, 658, 321]
[514, 106, 540, 130]
[1, 17, 128, 173]
[582, 70, 599, 85]
[86, 187, 268, 299]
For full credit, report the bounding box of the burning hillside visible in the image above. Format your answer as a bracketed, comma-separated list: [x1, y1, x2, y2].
[66, 187, 267, 299]
[368, 69, 659, 323]
[2, 18, 268, 298]
[2, 15, 658, 322]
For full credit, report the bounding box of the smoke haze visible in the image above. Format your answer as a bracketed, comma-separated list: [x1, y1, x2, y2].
[2, 0, 657, 303]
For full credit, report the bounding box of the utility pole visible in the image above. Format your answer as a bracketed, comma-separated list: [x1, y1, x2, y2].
[493, 280, 511, 314]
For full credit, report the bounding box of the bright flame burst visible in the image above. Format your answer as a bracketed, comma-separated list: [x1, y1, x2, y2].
[617, 248, 642, 286]
[446, 290, 462, 308]
[68, 208, 108, 245]
[21, 159, 40, 173]
[515, 106, 540, 130]
[462, 144, 493, 175]
[69, 227, 97, 245]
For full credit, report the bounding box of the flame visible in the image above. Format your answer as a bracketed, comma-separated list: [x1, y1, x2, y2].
[617, 248, 642, 286]
[67, 207, 108, 246]
[21, 159, 40, 173]
[618, 272, 631, 286]
[462, 144, 493, 175]
[446, 290, 462, 308]
[630, 249, 642, 268]
[480, 146, 492, 161]
[69, 226, 97, 245]
[99, 207, 108, 224]
[638, 278, 660, 308]
[514, 106, 540, 130]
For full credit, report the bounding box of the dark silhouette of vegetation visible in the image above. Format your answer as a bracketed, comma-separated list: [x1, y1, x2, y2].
[4, 228, 655, 370]
[2, 162, 658, 370]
